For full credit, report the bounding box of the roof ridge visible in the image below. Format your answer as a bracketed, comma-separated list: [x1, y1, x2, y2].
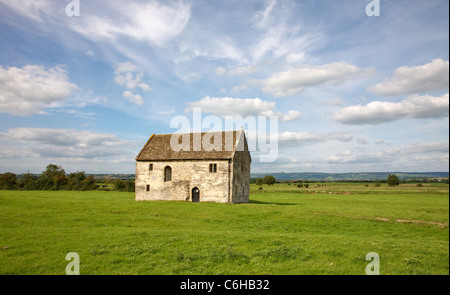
[155, 130, 237, 136]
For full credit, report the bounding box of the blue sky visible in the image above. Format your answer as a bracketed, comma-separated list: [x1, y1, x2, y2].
[0, 0, 448, 174]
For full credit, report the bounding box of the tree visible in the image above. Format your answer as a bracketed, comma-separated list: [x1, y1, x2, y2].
[263, 175, 276, 186]
[113, 179, 135, 192]
[39, 164, 68, 190]
[255, 177, 263, 187]
[18, 173, 38, 190]
[387, 174, 400, 187]
[0, 172, 17, 190]
[67, 171, 97, 191]
[113, 179, 126, 191]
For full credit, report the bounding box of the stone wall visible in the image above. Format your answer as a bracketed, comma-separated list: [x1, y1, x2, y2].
[135, 160, 231, 203]
[231, 150, 251, 203]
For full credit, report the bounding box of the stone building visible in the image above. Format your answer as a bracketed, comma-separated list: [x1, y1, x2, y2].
[135, 129, 251, 203]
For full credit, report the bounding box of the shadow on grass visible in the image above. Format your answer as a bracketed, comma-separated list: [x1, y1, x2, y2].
[249, 200, 296, 206]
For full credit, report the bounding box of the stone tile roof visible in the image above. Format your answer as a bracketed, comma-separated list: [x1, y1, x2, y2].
[136, 130, 242, 161]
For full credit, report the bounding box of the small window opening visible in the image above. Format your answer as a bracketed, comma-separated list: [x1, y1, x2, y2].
[146, 185, 150, 192]
[209, 163, 217, 173]
[149, 164, 153, 171]
[164, 166, 172, 182]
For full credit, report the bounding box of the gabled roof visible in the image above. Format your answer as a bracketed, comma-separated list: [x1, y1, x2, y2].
[136, 130, 247, 161]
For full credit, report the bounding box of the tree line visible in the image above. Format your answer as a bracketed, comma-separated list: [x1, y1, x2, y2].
[251, 174, 406, 187]
[0, 164, 135, 192]
[254, 175, 277, 186]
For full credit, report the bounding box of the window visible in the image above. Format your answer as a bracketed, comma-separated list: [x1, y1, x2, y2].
[146, 185, 150, 192]
[209, 163, 217, 173]
[164, 166, 172, 182]
[149, 164, 153, 171]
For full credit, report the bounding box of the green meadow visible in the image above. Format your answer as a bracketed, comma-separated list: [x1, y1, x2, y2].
[0, 183, 448, 275]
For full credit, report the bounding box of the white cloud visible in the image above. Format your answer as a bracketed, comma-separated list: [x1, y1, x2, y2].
[115, 61, 139, 73]
[179, 33, 247, 64]
[368, 59, 449, 96]
[356, 138, 368, 145]
[46, 90, 108, 110]
[326, 150, 386, 164]
[123, 91, 144, 106]
[0, 64, 79, 116]
[0, 127, 139, 173]
[227, 65, 259, 76]
[67, 1, 192, 47]
[231, 84, 249, 93]
[252, 140, 450, 172]
[186, 96, 301, 122]
[214, 67, 226, 75]
[138, 83, 152, 92]
[261, 62, 363, 97]
[0, 127, 137, 158]
[401, 142, 449, 154]
[0, 0, 51, 22]
[254, 0, 277, 29]
[0, 128, 129, 148]
[278, 131, 353, 148]
[0, 0, 191, 46]
[280, 110, 302, 122]
[333, 93, 449, 125]
[286, 52, 306, 64]
[114, 62, 151, 92]
[325, 142, 449, 167]
[250, 0, 327, 63]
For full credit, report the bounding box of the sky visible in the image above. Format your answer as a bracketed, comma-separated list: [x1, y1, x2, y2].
[0, 0, 448, 174]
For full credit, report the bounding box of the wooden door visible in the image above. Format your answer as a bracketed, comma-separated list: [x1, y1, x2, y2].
[192, 187, 200, 202]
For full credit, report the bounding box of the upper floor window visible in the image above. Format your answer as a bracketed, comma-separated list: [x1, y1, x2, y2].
[149, 164, 153, 171]
[164, 166, 172, 182]
[209, 163, 217, 173]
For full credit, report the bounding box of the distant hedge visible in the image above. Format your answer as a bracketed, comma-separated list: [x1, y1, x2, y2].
[0, 164, 134, 192]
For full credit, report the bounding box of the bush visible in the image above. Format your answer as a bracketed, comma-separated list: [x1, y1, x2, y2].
[0, 172, 17, 190]
[263, 175, 276, 186]
[255, 177, 263, 186]
[17, 173, 38, 190]
[387, 174, 400, 187]
[0, 164, 99, 191]
[67, 172, 98, 191]
[113, 180, 135, 192]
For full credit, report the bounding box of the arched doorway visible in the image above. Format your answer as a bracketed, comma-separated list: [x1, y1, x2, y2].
[192, 187, 200, 203]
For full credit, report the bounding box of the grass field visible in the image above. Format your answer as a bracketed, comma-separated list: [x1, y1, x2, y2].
[0, 183, 448, 275]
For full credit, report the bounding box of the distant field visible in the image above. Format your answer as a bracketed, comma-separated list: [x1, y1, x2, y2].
[0, 183, 448, 275]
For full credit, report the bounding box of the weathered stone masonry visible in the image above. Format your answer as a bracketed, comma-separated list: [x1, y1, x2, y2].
[135, 130, 251, 203]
